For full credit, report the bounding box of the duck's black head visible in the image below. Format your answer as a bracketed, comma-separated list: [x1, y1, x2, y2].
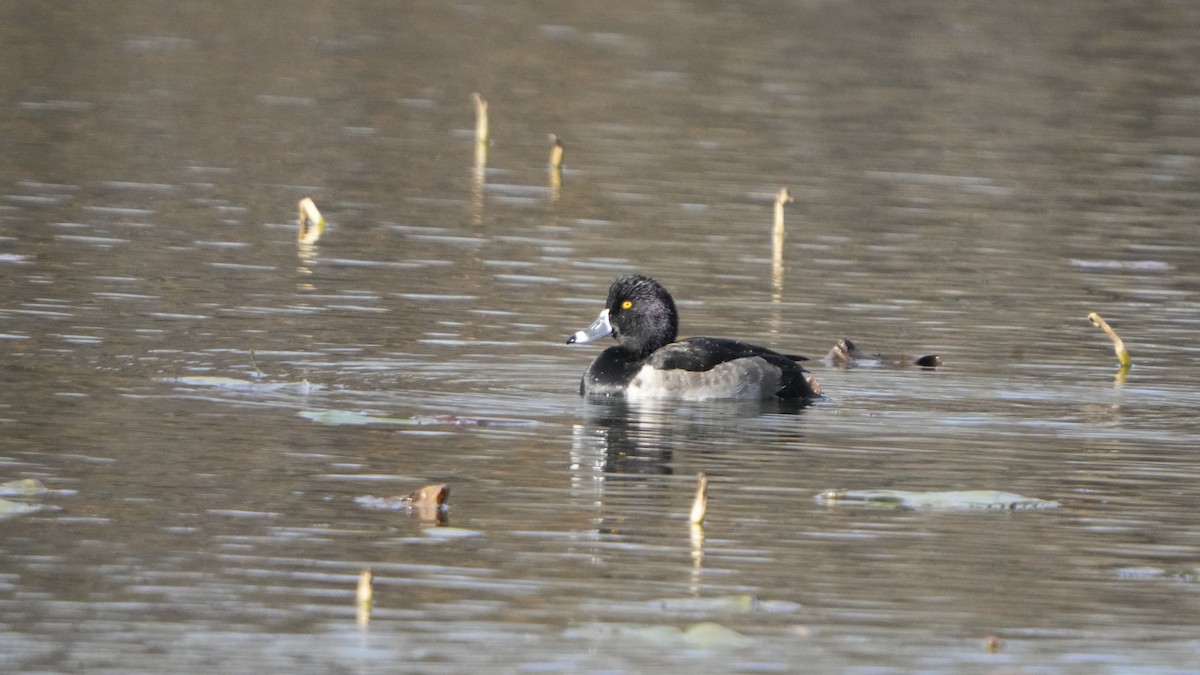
[606, 274, 679, 355]
[567, 274, 679, 358]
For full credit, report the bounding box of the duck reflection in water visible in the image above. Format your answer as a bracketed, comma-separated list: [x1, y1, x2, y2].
[572, 398, 674, 477]
[568, 397, 810, 539]
[570, 396, 809, 476]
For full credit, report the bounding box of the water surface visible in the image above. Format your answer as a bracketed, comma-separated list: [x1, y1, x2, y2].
[2, 1, 1200, 672]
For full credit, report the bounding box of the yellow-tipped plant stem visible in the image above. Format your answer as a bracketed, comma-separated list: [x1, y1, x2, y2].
[689, 522, 705, 588]
[771, 187, 792, 298]
[548, 134, 564, 196]
[1088, 312, 1131, 368]
[690, 472, 708, 525]
[549, 134, 564, 169]
[773, 188, 792, 255]
[472, 93, 489, 168]
[470, 94, 489, 220]
[689, 473, 707, 586]
[356, 570, 373, 627]
[773, 187, 792, 239]
[472, 93, 489, 145]
[297, 197, 325, 244]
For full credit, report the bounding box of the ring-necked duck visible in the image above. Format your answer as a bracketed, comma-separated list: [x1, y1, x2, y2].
[566, 274, 822, 401]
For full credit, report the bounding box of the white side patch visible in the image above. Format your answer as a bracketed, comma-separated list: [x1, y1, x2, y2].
[626, 358, 782, 401]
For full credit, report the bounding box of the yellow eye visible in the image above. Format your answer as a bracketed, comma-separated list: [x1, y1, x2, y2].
[621, 300, 633, 309]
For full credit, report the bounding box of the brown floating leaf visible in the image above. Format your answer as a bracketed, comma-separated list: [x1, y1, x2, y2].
[407, 483, 449, 510]
[354, 483, 449, 523]
[984, 635, 1003, 653]
[409, 483, 448, 524]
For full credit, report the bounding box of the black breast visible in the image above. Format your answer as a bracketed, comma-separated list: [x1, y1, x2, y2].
[581, 346, 647, 396]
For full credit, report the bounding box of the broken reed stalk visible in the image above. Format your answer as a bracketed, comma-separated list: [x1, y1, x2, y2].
[690, 472, 708, 525]
[356, 570, 373, 627]
[297, 197, 325, 244]
[548, 134, 564, 195]
[472, 93, 489, 145]
[549, 134, 564, 169]
[472, 93, 489, 168]
[771, 188, 792, 294]
[248, 349, 264, 378]
[1088, 312, 1131, 368]
[690, 520, 705, 571]
[772, 189, 792, 262]
[773, 187, 792, 237]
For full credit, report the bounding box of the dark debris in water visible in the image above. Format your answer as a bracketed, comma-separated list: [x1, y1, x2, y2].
[822, 337, 941, 369]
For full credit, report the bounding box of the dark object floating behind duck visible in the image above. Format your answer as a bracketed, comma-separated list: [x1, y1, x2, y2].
[823, 338, 941, 369]
[566, 274, 822, 401]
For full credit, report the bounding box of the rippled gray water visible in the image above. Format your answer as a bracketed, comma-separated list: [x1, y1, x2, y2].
[3, 1, 1200, 672]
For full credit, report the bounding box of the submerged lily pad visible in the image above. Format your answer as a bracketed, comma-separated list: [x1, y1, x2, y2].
[816, 489, 1059, 510]
[1070, 259, 1172, 272]
[650, 594, 801, 615]
[581, 594, 802, 618]
[300, 410, 403, 426]
[655, 595, 758, 613]
[163, 376, 317, 393]
[0, 478, 49, 497]
[0, 498, 42, 518]
[683, 621, 754, 648]
[1114, 566, 1200, 583]
[300, 410, 536, 428]
[564, 621, 753, 649]
[421, 526, 482, 539]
